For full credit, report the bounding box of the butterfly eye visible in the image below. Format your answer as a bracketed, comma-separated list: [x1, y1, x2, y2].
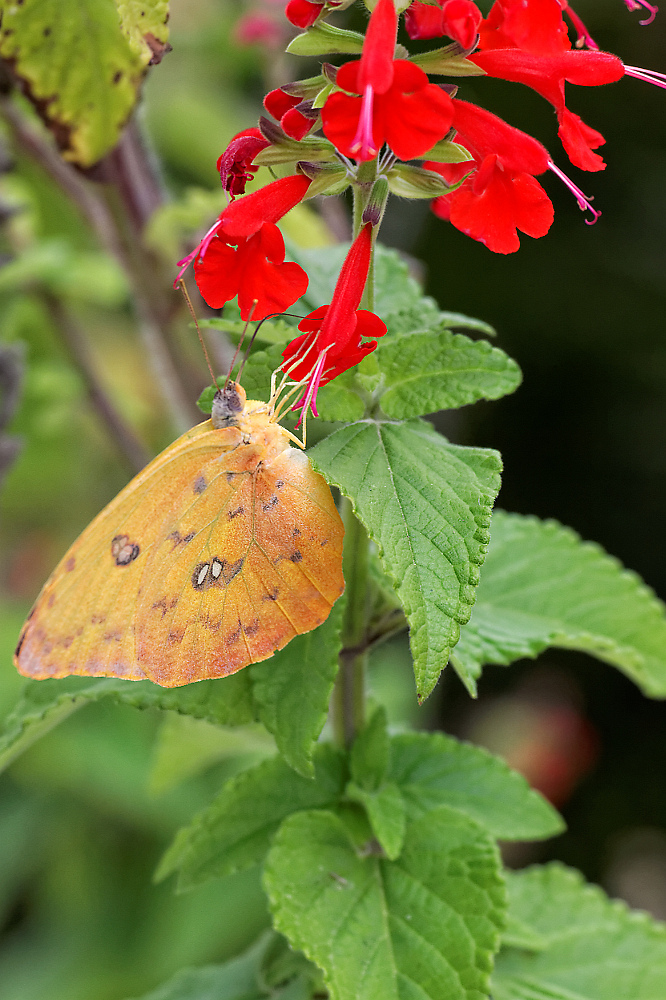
[211, 381, 247, 428]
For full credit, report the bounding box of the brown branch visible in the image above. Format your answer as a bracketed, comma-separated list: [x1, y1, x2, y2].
[43, 293, 150, 474]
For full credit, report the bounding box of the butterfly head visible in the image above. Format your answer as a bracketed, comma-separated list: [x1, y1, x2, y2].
[211, 381, 247, 428]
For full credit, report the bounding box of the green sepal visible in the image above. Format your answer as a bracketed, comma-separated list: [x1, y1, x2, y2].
[412, 45, 487, 76]
[287, 22, 365, 57]
[299, 162, 350, 199]
[421, 139, 475, 164]
[387, 163, 462, 199]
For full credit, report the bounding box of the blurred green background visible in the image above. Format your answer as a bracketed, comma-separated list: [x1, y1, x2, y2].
[0, 1, 666, 997]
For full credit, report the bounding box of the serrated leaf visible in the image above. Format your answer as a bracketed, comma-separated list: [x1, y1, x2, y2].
[375, 329, 521, 419]
[156, 745, 346, 890]
[250, 600, 344, 778]
[310, 419, 502, 699]
[387, 731, 564, 842]
[350, 705, 389, 791]
[125, 931, 271, 1000]
[264, 805, 506, 1000]
[0, 674, 254, 774]
[493, 863, 666, 1000]
[286, 22, 365, 56]
[455, 511, 666, 697]
[345, 780, 406, 860]
[0, 0, 168, 166]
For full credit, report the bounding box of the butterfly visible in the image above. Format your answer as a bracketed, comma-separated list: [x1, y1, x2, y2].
[14, 381, 345, 687]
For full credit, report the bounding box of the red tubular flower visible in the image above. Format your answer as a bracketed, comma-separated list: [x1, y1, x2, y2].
[286, 0, 324, 28]
[478, 0, 572, 55]
[405, 0, 482, 50]
[217, 128, 270, 198]
[281, 224, 386, 416]
[194, 223, 308, 321]
[426, 100, 554, 253]
[264, 88, 319, 140]
[470, 48, 624, 170]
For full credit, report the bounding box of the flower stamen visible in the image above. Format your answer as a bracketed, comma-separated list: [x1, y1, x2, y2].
[548, 160, 601, 225]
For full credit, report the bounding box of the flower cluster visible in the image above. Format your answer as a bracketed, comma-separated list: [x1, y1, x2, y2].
[178, 0, 662, 412]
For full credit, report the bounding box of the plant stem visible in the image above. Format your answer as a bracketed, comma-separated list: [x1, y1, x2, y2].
[333, 496, 370, 748]
[352, 159, 378, 311]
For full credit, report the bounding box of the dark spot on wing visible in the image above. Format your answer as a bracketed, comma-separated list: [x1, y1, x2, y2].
[91, 613, 106, 625]
[293, 527, 301, 536]
[14, 632, 25, 658]
[168, 628, 185, 645]
[243, 619, 260, 636]
[321, 539, 328, 547]
[65, 557, 76, 572]
[47, 593, 55, 608]
[262, 496, 279, 512]
[104, 630, 122, 643]
[223, 557, 244, 584]
[167, 530, 195, 549]
[228, 506, 245, 520]
[111, 535, 140, 566]
[226, 620, 242, 645]
[225, 471, 236, 483]
[199, 613, 221, 633]
[192, 562, 209, 591]
[61, 636, 73, 649]
[290, 551, 303, 563]
[275, 480, 285, 489]
[193, 475, 207, 494]
[262, 587, 279, 602]
[152, 596, 179, 618]
[192, 557, 244, 590]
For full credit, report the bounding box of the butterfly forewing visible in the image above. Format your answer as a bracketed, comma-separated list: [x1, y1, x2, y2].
[15, 413, 345, 688]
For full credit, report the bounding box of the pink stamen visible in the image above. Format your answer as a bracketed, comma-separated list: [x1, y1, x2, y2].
[564, 5, 599, 49]
[625, 65, 666, 90]
[173, 217, 224, 287]
[349, 85, 378, 160]
[294, 349, 329, 426]
[624, 0, 658, 25]
[548, 160, 601, 225]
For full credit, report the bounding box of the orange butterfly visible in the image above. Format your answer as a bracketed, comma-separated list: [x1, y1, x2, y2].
[14, 382, 345, 687]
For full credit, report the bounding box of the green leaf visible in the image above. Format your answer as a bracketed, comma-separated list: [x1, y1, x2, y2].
[156, 745, 346, 890]
[0, 0, 169, 167]
[493, 863, 666, 1000]
[0, 674, 255, 774]
[239, 344, 285, 405]
[310, 419, 502, 699]
[264, 805, 506, 1000]
[250, 600, 344, 779]
[387, 731, 564, 841]
[125, 931, 271, 1000]
[374, 329, 522, 419]
[350, 705, 390, 791]
[286, 22, 365, 57]
[455, 511, 666, 696]
[345, 781, 406, 861]
[315, 372, 366, 423]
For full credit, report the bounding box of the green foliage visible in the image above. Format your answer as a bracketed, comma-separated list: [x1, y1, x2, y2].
[250, 599, 344, 778]
[156, 746, 347, 891]
[387, 731, 563, 841]
[455, 511, 666, 694]
[0, 674, 255, 774]
[310, 419, 502, 699]
[493, 864, 666, 1000]
[372, 329, 522, 419]
[286, 22, 365, 56]
[264, 806, 506, 1000]
[0, 0, 169, 166]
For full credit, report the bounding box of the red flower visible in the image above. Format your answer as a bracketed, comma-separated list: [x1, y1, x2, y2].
[405, 0, 482, 50]
[478, 0, 571, 56]
[281, 224, 386, 416]
[285, 0, 323, 28]
[470, 48, 624, 170]
[217, 128, 270, 198]
[426, 100, 554, 253]
[194, 223, 308, 321]
[321, 0, 454, 160]
[264, 88, 319, 140]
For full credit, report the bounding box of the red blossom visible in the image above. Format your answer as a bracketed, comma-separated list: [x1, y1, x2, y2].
[470, 48, 624, 170]
[194, 223, 308, 321]
[285, 0, 324, 28]
[217, 128, 270, 198]
[281, 224, 386, 416]
[322, 60, 454, 160]
[264, 88, 319, 140]
[426, 100, 554, 253]
[478, 0, 571, 56]
[405, 0, 482, 50]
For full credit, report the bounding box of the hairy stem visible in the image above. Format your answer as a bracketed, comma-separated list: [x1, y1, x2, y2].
[333, 496, 370, 748]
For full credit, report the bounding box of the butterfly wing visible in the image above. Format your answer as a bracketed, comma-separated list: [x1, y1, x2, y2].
[15, 419, 345, 687]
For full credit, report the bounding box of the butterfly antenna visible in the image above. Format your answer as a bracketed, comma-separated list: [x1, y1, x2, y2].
[178, 278, 219, 388]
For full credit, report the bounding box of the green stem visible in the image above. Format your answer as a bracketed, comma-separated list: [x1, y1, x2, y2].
[352, 158, 378, 311]
[333, 496, 370, 749]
